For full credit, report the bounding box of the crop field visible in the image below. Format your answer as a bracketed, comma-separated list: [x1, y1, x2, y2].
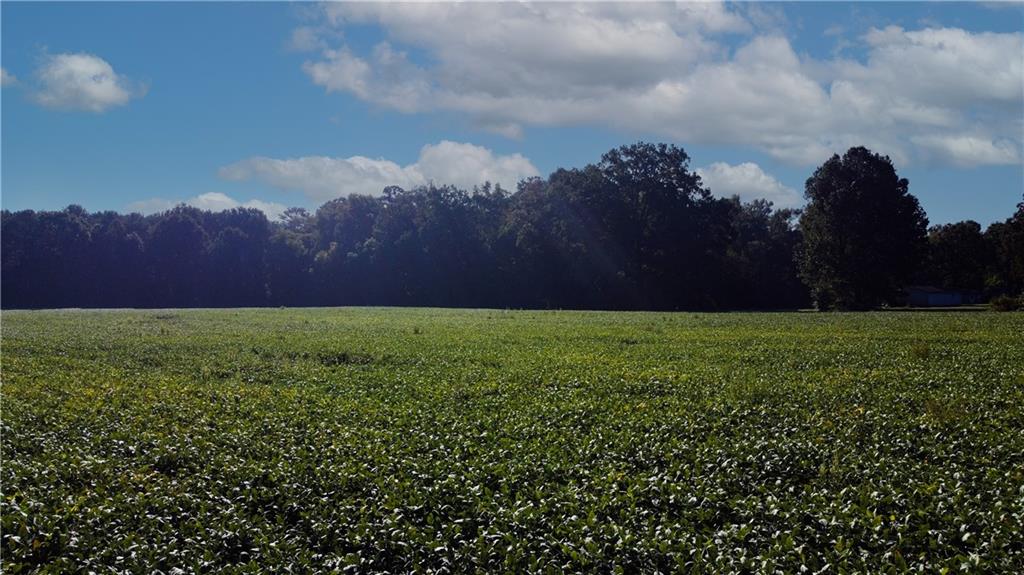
[3, 308, 1023, 573]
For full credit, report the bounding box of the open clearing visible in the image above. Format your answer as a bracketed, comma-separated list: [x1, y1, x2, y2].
[3, 309, 1023, 573]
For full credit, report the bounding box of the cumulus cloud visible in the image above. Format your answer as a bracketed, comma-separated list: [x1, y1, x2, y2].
[127, 192, 288, 221]
[312, 2, 729, 108]
[298, 3, 1022, 168]
[697, 162, 802, 208]
[218, 141, 540, 202]
[1, 68, 16, 87]
[32, 52, 143, 112]
[853, 26, 1022, 105]
[414, 141, 540, 192]
[304, 43, 430, 113]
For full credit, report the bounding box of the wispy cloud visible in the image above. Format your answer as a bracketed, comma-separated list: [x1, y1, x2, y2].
[0, 67, 17, 87]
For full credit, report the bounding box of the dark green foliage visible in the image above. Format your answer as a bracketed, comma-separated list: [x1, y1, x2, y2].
[723, 198, 808, 308]
[924, 220, 990, 291]
[0, 143, 809, 311]
[4, 309, 1024, 573]
[984, 197, 1024, 296]
[799, 147, 929, 310]
[990, 294, 1022, 311]
[148, 206, 210, 307]
[3, 146, 1021, 311]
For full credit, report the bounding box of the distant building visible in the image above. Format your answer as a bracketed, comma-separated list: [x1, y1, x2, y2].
[904, 286, 983, 307]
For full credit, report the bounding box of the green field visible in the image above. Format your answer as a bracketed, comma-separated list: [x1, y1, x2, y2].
[3, 309, 1023, 573]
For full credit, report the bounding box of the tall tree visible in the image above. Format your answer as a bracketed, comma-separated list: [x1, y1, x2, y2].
[924, 221, 990, 292]
[985, 196, 1024, 296]
[266, 208, 315, 306]
[595, 142, 722, 309]
[147, 206, 210, 307]
[798, 147, 928, 310]
[207, 208, 271, 306]
[724, 198, 809, 309]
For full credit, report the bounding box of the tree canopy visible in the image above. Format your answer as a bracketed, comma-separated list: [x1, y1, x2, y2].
[2, 144, 1021, 311]
[798, 147, 929, 310]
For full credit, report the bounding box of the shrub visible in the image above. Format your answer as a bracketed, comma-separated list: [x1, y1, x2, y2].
[990, 294, 1022, 311]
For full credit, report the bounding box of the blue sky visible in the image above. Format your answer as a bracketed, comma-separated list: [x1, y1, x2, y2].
[2, 1, 1022, 225]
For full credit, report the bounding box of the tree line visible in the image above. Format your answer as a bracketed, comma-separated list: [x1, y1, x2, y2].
[3, 143, 1022, 310]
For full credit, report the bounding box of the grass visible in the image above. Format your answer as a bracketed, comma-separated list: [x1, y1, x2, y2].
[3, 308, 1023, 573]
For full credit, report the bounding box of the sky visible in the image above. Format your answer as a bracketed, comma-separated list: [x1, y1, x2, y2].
[2, 1, 1022, 226]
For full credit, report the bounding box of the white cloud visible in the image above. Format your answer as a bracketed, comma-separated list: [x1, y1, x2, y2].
[415, 141, 539, 192]
[218, 141, 540, 202]
[298, 4, 1022, 169]
[846, 26, 1022, 108]
[219, 155, 423, 201]
[315, 2, 729, 105]
[127, 192, 288, 221]
[303, 43, 430, 113]
[911, 135, 1020, 167]
[697, 162, 802, 208]
[189, 192, 289, 221]
[32, 52, 142, 112]
[1, 68, 16, 87]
